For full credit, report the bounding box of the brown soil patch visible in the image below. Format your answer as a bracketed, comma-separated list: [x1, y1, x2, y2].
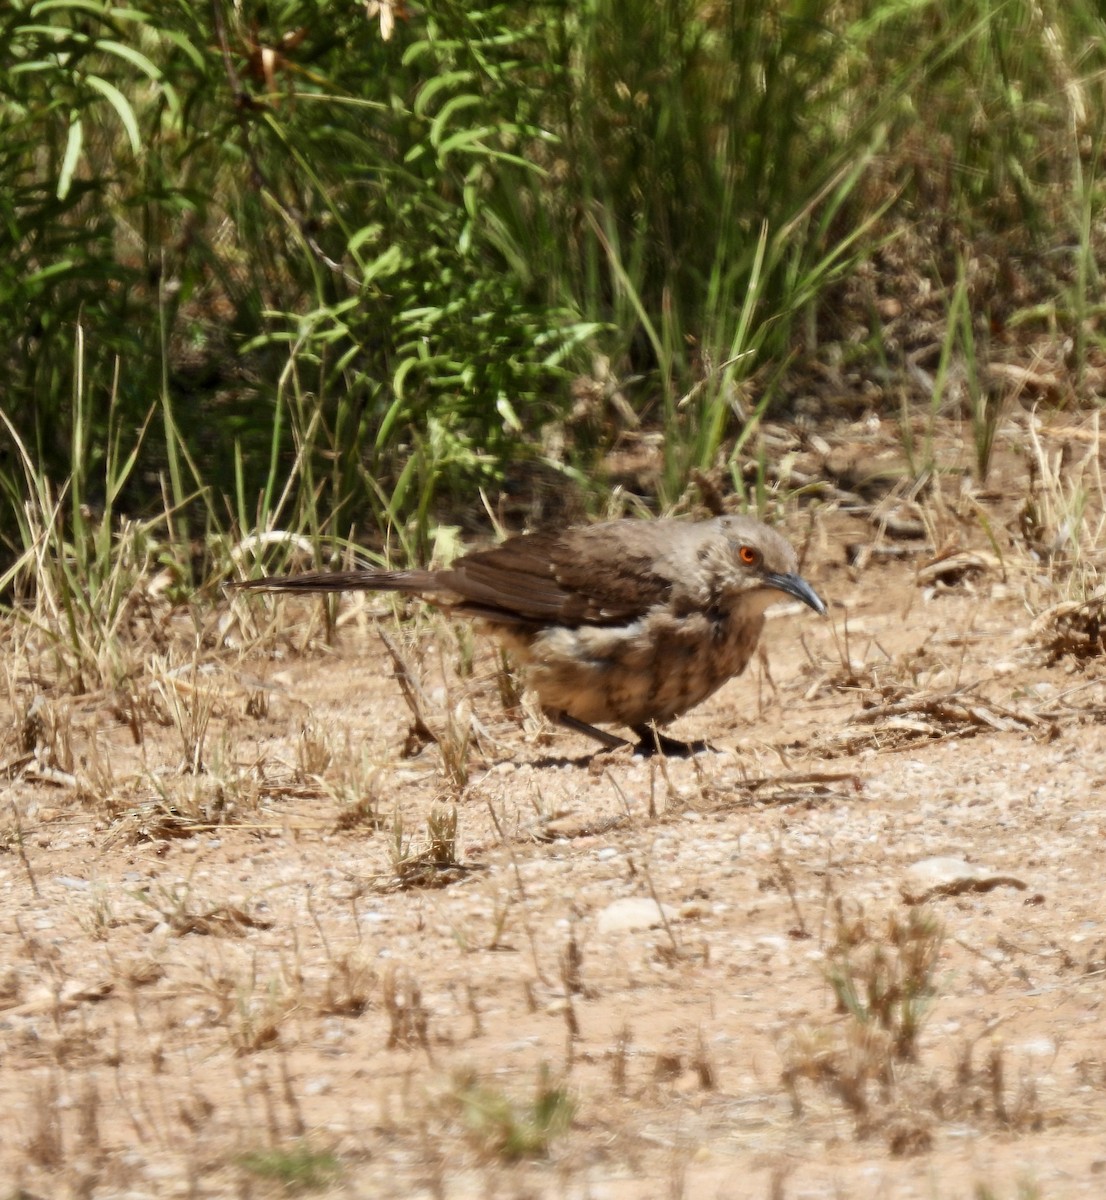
[3, 414, 1106, 1198]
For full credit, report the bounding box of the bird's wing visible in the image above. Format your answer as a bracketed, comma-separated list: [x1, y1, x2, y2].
[233, 523, 687, 627]
[442, 526, 676, 626]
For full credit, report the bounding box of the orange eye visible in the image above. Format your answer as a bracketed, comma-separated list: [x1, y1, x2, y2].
[739, 545, 759, 566]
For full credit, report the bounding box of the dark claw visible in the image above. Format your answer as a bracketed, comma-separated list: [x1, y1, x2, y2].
[630, 726, 712, 757]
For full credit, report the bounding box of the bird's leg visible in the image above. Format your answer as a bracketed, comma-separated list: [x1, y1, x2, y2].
[545, 712, 711, 757]
[546, 710, 631, 752]
[631, 724, 712, 758]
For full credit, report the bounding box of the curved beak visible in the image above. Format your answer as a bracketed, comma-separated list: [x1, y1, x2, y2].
[764, 571, 827, 616]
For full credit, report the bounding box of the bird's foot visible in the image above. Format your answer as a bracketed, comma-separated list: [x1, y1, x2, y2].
[546, 710, 632, 752]
[545, 712, 714, 758]
[630, 726, 712, 758]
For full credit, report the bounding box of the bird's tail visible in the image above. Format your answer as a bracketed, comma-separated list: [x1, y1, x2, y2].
[231, 569, 438, 595]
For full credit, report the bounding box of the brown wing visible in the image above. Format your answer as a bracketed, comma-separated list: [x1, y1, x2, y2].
[234, 522, 681, 628]
[440, 524, 675, 626]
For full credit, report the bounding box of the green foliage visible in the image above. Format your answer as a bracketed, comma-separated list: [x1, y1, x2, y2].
[859, 0, 1090, 228]
[3, 0, 1106, 574]
[0, 0, 589, 566]
[544, 1, 864, 335]
[517, 0, 889, 495]
[240, 1, 601, 546]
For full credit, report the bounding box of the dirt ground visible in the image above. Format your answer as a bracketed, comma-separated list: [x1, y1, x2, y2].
[2, 413, 1106, 1199]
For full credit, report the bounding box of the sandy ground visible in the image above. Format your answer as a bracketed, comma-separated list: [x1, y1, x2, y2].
[2, 417, 1106, 1198]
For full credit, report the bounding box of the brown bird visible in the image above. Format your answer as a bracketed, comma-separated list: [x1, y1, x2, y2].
[234, 515, 826, 755]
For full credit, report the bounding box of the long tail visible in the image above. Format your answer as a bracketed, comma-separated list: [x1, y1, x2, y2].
[231, 569, 438, 595]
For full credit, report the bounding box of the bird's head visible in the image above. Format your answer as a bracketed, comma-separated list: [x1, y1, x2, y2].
[716, 516, 827, 616]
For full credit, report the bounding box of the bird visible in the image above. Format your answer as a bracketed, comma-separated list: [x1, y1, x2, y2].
[233, 514, 826, 756]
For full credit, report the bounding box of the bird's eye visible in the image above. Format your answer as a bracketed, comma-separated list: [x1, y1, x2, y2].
[738, 545, 760, 566]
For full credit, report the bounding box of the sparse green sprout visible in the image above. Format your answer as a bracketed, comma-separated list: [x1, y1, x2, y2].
[236, 1143, 341, 1193]
[451, 1067, 574, 1162]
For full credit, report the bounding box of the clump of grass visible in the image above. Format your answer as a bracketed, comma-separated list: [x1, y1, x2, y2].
[24, 1072, 65, 1168]
[149, 649, 219, 774]
[948, 1033, 1045, 1135]
[782, 899, 1049, 1152]
[381, 966, 432, 1052]
[105, 744, 263, 844]
[438, 701, 473, 792]
[387, 804, 469, 890]
[236, 1141, 341, 1193]
[312, 951, 375, 1018]
[827, 903, 944, 1063]
[377, 625, 479, 790]
[450, 1067, 574, 1162]
[227, 987, 289, 1056]
[781, 902, 944, 1148]
[331, 786, 385, 834]
[295, 717, 335, 782]
[1019, 414, 1105, 605]
[0, 406, 185, 700]
[132, 879, 272, 939]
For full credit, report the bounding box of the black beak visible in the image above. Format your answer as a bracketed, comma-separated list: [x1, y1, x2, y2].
[764, 571, 827, 616]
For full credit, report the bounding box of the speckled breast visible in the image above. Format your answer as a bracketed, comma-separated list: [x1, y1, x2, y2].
[496, 607, 767, 728]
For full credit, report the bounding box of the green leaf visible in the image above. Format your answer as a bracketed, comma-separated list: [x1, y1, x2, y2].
[104, 6, 151, 21]
[429, 94, 483, 146]
[31, 0, 110, 16]
[347, 223, 383, 255]
[495, 396, 522, 432]
[414, 70, 477, 117]
[10, 60, 66, 76]
[13, 23, 91, 42]
[24, 259, 76, 287]
[436, 126, 497, 157]
[57, 115, 82, 199]
[93, 38, 161, 79]
[160, 29, 206, 71]
[86, 74, 141, 154]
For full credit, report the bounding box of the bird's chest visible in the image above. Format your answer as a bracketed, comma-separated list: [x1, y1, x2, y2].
[506, 603, 766, 727]
[650, 606, 767, 713]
